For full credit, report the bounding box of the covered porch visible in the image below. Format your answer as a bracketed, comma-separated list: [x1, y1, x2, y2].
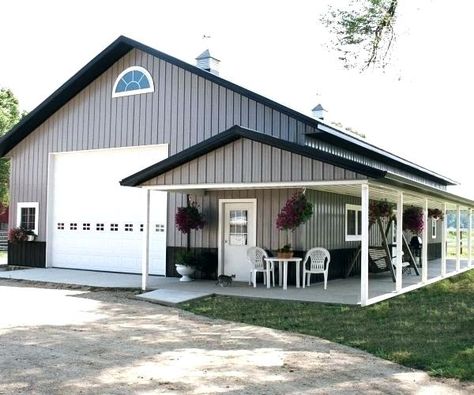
[137, 179, 474, 306]
[120, 127, 474, 306]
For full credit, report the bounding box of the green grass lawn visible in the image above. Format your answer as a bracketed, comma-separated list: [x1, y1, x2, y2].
[182, 270, 474, 381]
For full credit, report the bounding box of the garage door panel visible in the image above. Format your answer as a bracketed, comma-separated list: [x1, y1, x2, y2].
[50, 145, 168, 275]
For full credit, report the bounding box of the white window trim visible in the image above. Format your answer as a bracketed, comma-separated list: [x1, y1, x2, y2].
[112, 66, 155, 98]
[345, 204, 362, 241]
[17, 202, 39, 235]
[431, 218, 437, 239]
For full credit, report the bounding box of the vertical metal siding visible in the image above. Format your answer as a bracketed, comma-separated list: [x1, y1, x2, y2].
[9, 47, 384, 245]
[142, 139, 363, 188]
[170, 188, 381, 251]
[306, 137, 447, 190]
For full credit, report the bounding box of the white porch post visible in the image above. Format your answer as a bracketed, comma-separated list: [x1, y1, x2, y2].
[396, 192, 404, 292]
[469, 208, 473, 268]
[142, 189, 151, 291]
[422, 198, 429, 283]
[456, 205, 461, 271]
[360, 183, 369, 306]
[441, 203, 447, 276]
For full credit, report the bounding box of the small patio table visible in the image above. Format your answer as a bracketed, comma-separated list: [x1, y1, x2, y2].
[264, 257, 302, 290]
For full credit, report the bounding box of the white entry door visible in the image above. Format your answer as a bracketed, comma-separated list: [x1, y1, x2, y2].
[221, 200, 256, 281]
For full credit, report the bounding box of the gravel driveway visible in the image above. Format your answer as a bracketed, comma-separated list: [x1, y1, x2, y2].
[0, 279, 472, 394]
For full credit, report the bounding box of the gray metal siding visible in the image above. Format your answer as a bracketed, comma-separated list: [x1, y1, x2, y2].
[172, 189, 382, 251]
[143, 138, 365, 187]
[8, 45, 436, 247]
[306, 137, 447, 190]
[9, 48, 318, 241]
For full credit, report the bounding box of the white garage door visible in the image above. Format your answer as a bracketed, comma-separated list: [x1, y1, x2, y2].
[48, 145, 168, 275]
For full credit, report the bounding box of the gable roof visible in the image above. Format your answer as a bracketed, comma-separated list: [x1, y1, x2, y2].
[119, 125, 386, 187]
[0, 35, 321, 158]
[0, 35, 456, 187]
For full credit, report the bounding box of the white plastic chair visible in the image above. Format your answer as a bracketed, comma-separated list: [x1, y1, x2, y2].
[247, 247, 275, 288]
[302, 248, 331, 290]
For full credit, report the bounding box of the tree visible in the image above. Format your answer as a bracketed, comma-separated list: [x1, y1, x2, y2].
[321, 0, 398, 71]
[0, 88, 22, 206]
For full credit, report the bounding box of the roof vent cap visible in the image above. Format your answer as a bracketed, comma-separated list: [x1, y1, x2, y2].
[312, 104, 326, 120]
[196, 49, 220, 76]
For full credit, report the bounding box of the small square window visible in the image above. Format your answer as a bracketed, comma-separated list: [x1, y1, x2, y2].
[57, 223, 64, 230]
[96, 223, 104, 231]
[155, 224, 165, 232]
[70, 223, 77, 230]
[140, 224, 144, 232]
[83, 223, 90, 231]
[125, 224, 133, 232]
[110, 224, 119, 231]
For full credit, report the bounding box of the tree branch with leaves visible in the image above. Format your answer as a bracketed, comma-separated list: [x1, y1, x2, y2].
[321, 0, 398, 71]
[0, 88, 23, 207]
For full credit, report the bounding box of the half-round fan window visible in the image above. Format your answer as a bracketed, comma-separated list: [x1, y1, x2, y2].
[112, 66, 154, 98]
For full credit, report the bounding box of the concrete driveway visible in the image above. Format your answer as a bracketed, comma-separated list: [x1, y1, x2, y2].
[0, 279, 471, 394]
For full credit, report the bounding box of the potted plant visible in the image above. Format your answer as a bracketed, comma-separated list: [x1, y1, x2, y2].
[428, 208, 444, 221]
[25, 230, 37, 241]
[174, 197, 206, 281]
[278, 244, 293, 259]
[174, 250, 198, 282]
[8, 227, 28, 243]
[276, 191, 313, 257]
[403, 206, 424, 235]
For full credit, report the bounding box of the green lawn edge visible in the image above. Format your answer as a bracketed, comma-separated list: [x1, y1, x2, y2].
[181, 270, 474, 381]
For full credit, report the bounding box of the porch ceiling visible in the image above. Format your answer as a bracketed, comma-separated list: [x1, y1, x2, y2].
[146, 180, 469, 210]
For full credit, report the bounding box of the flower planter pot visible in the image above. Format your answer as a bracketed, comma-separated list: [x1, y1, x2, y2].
[277, 251, 294, 259]
[27, 235, 35, 242]
[175, 264, 195, 282]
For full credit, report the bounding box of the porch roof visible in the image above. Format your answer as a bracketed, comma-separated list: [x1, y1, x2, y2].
[120, 125, 385, 188]
[120, 126, 474, 209]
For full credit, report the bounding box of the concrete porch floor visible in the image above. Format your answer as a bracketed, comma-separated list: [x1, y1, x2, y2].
[0, 259, 471, 305]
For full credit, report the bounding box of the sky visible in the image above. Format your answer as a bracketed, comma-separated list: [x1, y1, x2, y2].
[1, 0, 474, 198]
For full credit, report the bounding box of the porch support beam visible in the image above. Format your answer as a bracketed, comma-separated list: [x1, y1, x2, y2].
[469, 208, 472, 268]
[360, 183, 369, 306]
[422, 198, 429, 283]
[456, 205, 461, 271]
[396, 192, 404, 292]
[441, 203, 447, 276]
[141, 189, 151, 291]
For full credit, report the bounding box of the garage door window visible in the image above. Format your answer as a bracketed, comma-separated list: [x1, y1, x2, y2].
[17, 202, 39, 234]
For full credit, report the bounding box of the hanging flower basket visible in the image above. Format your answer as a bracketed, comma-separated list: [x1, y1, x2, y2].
[276, 192, 313, 252]
[428, 208, 444, 221]
[175, 201, 206, 234]
[276, 192, 313, 231]
[369, 199, 395, 223]
[403, 206, 424, 234]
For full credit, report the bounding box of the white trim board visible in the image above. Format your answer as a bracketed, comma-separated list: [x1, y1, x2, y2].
[50, 143, 169, 156]
[143, 180, 369, 191]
